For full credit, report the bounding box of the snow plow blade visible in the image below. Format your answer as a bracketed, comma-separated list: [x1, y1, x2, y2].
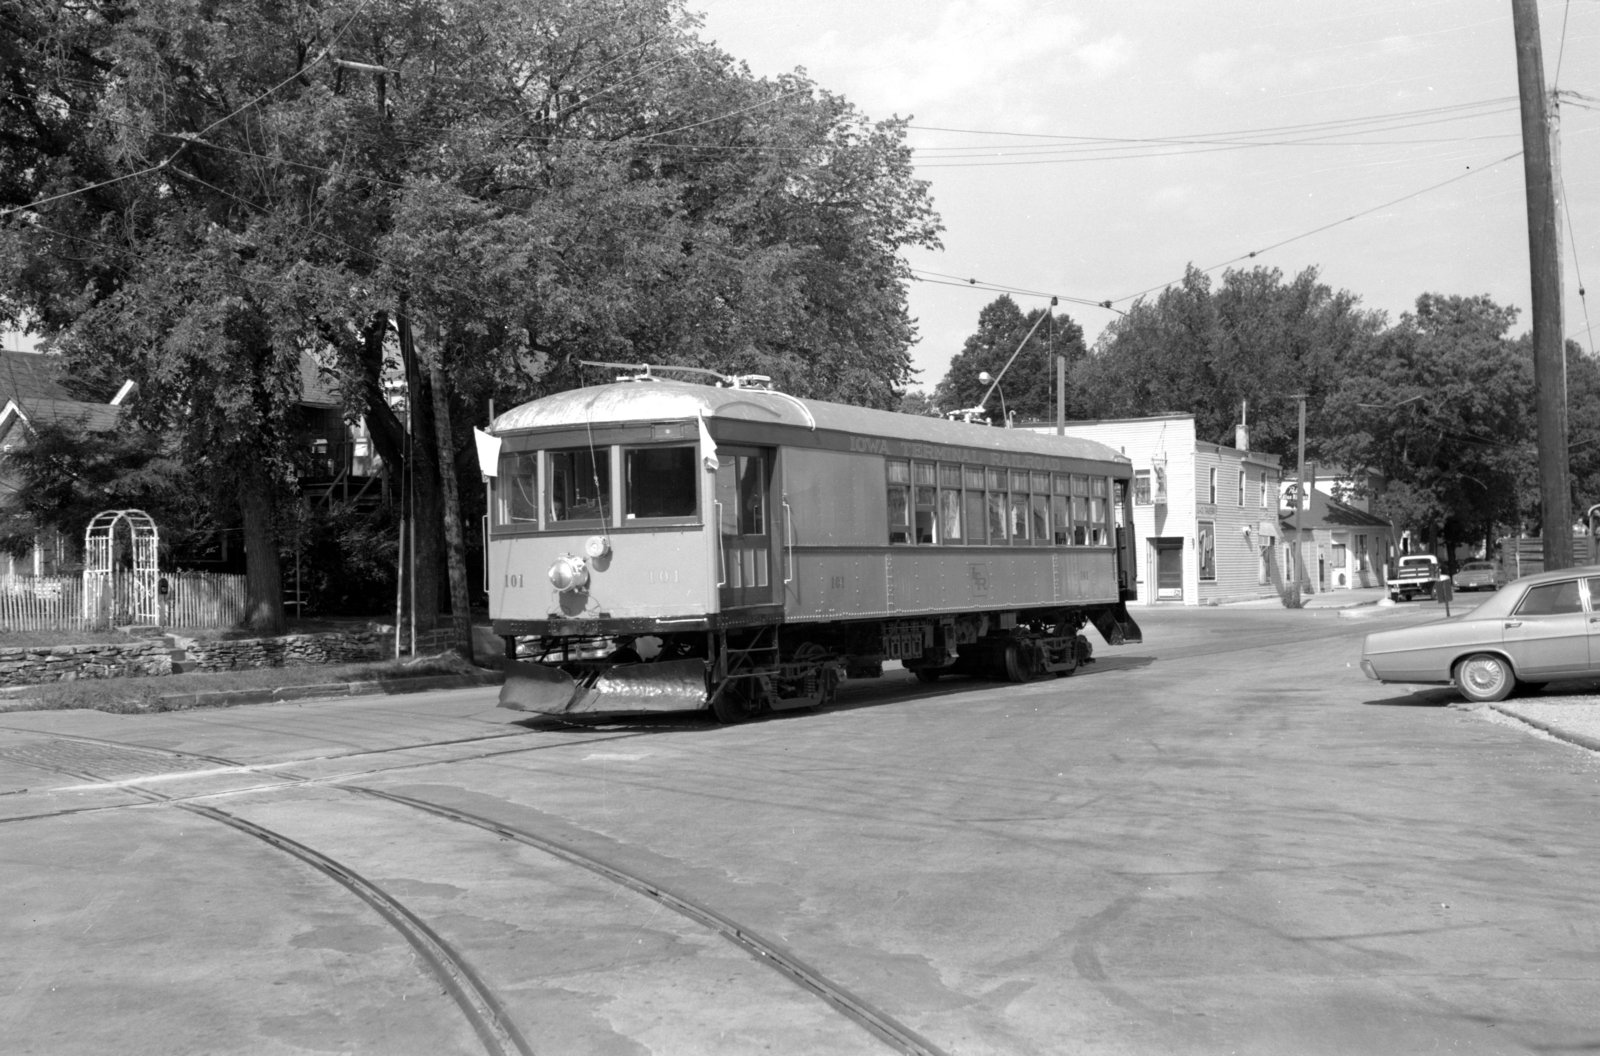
[499, 658, 709, 717]
[1092, 602, 1143, 646]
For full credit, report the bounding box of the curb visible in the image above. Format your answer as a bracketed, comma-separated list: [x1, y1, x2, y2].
[1490, 703, 1600, 754]
[0, 670, 506, 714]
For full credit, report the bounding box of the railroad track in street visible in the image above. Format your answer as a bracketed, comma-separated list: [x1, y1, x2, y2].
[0, 726, 949, 1056]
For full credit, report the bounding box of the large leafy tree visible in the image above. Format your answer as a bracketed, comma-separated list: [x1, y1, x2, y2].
[0, 417, 199, 561]
[1317, 294, 1532, 554]
[932, 295, 1087, 424]
[2, 0, 941, 636]
[1072, 265, 1381, 454]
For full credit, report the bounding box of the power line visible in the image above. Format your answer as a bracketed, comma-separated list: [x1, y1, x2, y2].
[1112, 151, 1523, 305]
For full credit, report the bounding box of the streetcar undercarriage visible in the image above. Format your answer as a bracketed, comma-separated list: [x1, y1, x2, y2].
[498, 603, 1142, 723]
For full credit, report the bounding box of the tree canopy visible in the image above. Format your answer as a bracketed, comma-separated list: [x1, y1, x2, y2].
[1, 0, 943, 628]
[933, 272, 1600, 558]
[931, 295, 1087, 424]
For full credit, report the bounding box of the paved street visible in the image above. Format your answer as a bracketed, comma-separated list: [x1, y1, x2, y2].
[3, 601, 1598, 1055]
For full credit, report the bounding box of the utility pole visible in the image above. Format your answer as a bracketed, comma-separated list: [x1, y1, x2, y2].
[1290, 394, 1306, 608]
[1512, 0, 1572, 570]
[1055, 351, 1065, 436]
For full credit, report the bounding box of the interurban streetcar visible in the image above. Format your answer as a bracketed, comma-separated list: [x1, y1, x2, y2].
[486, 368, 1143, 721]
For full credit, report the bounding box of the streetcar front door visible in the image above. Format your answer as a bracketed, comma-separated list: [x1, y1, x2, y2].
[715, 447, 777, 608]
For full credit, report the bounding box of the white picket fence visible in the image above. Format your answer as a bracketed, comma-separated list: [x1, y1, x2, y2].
[0, 571, 251, 632]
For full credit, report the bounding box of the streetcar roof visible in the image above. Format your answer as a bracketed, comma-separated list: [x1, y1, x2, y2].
[491, 380, 1132, 466]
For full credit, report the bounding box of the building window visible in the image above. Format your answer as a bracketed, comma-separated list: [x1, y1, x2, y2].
[1356, 534, 1369, 571]
[1237, 470, 1246, 507]
[1259, 473, 1269, 509]
[1134, 469, 1152, 506]
[1333, 541, 1349, 568]
[1208, 467, 1218, 505]
[1199, 520, 1215, 581]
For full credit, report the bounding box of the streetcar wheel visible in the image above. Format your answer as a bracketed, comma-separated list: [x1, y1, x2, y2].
[1455, 654, 1514, 703]
[712, 677, 765, 723]
[1001, 641, 1037, 683]
[913, 668, 942, 683]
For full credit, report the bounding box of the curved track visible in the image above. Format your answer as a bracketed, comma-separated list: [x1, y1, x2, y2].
[0, 725, 948, 1056]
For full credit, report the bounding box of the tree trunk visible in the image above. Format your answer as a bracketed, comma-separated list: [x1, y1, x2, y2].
[424, 321, 475, 660]
[403, 323, 443, 635]
[238, 460, 285, 635]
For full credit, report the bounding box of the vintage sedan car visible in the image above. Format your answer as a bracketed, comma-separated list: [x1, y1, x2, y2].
[1452, 560, 1500, 592]
[1362, 566, 1600, 702]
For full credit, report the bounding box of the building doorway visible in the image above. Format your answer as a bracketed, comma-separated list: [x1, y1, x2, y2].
[1154, 537, 1184, 601]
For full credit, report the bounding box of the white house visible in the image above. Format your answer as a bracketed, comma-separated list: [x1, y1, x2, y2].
[1025, 415, 1284, 605]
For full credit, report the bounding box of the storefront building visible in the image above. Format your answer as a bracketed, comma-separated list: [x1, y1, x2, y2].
[1027, 415, 1284, 605]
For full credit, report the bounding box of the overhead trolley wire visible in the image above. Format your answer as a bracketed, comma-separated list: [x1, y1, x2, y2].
[1111, 151, 1524, 306]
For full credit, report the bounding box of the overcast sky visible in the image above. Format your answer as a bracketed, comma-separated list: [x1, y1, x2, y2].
[691, 0, 1600, 394]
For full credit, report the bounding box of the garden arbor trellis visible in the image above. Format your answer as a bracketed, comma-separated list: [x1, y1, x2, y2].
[83, 509, 160, 627]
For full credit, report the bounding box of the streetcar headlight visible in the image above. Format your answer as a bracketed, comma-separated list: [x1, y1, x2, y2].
[549, 554, 589, 592]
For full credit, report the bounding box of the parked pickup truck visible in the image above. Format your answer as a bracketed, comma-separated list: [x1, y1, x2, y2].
[1387, 554, 1443, 602]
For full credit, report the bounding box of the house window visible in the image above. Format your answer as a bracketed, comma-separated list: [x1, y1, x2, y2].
[1208, 467, 1218, 505]
[1356, 534, 1369, 571]
[1199, 520, 1216, 581]
[1333, 542, 1348, 568]
[1259, 473, 1269, 508]
[1134, 469, 1152, 506]
[1237, 470, 1246, 507]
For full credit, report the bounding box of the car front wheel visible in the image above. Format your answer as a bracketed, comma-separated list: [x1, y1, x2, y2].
[1456, 653, 1515, 703]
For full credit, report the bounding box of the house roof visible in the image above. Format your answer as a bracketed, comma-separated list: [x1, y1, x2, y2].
[299, 355, 344, 409]
[0, 350, 74, 403]
[0, 352, 126, 448]
[1280, 489, 1392, 532]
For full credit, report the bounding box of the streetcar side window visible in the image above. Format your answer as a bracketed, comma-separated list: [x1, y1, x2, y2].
[939, 464, 963, 543]
[1051, 474, 1071, 545]
[887, 460, 911, 544]
[913, 462, 937, 544]
[625, 445, 697, 520]
[1091, 476, 1109, 545]
[498, 451, 540, 525]
[963, 466, 986, 544]
[1071, 475, 1090, 545]
[549, 447, 611, 524]
[1029, 471, 1050, 545]
[986, 468, 1008, 542]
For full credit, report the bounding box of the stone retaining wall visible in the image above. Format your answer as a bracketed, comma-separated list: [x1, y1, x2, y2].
[183, 631, 386, 672]
[0, 630, 388, 686]
[0, 642, 174, 686]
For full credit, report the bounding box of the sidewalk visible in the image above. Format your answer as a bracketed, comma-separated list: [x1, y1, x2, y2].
[1223, 586, 1392, 611]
